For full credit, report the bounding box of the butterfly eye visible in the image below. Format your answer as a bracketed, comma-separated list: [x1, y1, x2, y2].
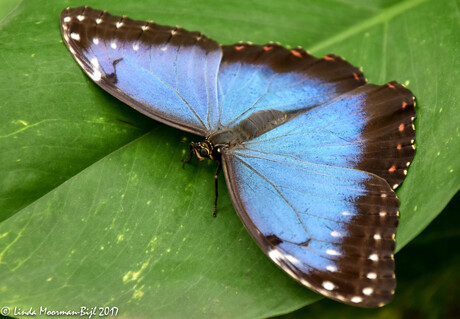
[200, 148, 209, 157]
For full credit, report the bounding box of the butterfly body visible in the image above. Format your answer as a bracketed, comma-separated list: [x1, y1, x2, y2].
[61, 6, 416, 307]
[210, 108, 304, 146]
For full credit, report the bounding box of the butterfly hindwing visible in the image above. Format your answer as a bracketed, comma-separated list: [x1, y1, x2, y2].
[61, 6, 222, 135]
[216, 43, 366, 128]
[222, 83, 415, 307]
[355, 82, 416, 188]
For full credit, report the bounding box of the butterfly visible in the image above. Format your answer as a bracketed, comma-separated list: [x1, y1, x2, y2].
[60, 6, 416, 307]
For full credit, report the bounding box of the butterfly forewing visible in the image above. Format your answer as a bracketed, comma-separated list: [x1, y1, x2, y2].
[60, 6, 416, 308]
[61, 6, 222, 136]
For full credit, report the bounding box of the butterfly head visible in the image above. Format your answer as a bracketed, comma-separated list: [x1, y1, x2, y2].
[190, 140, 219, 161]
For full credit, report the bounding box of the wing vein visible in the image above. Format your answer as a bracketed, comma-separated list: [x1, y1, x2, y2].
[233, 155, 313, 238]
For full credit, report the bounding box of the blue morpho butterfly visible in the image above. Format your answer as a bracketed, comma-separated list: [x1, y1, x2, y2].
[60, 6, 416, 308]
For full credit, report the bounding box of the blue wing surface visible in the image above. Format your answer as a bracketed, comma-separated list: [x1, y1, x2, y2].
[61, 8, 368, 135]
[215, 44, 366, 129]
[61, 7, 222, 135]
[222, 83, 415, 307]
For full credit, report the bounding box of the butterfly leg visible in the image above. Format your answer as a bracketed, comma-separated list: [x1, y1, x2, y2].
[182, 142, 196, 168]
[213, 162, 222, 217]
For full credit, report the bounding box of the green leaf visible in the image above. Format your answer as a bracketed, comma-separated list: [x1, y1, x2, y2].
[0, 0, 458, 318]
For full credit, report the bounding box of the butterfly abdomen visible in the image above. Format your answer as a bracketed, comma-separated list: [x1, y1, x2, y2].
[211, 109, 304, 146]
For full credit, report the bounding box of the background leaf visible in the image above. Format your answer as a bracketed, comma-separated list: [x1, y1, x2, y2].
[0, 0, 458, 318]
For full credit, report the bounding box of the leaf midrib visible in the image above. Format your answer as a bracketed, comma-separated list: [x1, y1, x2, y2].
[309, 0, 428, 53]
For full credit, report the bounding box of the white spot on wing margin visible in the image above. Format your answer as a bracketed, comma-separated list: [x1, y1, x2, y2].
[367, 272, 377, 279]
[351, 296, 363, 303]
[268, 249, 283, 267]
[330, 231, 342, 237]
[285, 254, 301, 265]
[326, 249, 341, 256]
[70, 33, 80, 41]
[369, 254, 379, 261]
[326, 265, 337, 272]
[88, 58, 102, 81]
[363, 287, 374, 295]
[268, 250, 299, 280]
[322, 281, 336, 291]
[89, 69, 102, 82]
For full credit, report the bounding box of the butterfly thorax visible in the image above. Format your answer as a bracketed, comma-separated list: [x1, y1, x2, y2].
[192, 108, 304, 162]
[212, 108, 304, 145]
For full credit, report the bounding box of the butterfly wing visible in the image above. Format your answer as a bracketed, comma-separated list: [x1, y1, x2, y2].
[215, 43, 366, 129]
[222, 82, 415, 307]
[60, 6, 222, 135]
[61, 7, 368, 135]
